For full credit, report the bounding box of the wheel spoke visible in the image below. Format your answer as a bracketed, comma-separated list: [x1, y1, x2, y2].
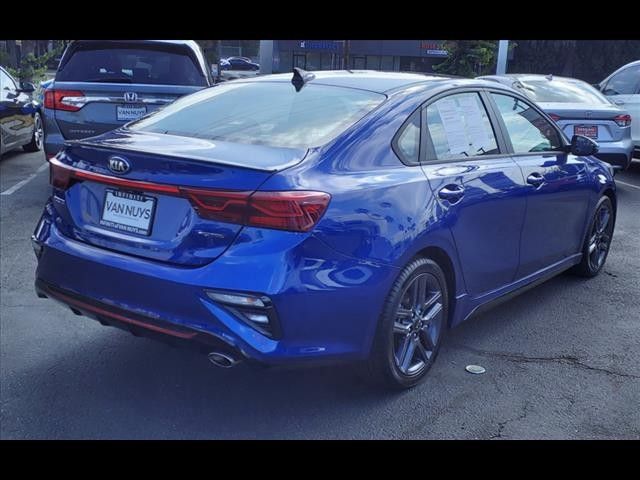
[420, 327, 435, 351]
[396, 307, 413, 319]
[400, 337, 417, 373]
[588, 239, 597, 254]
[394, 321, 411, 335]
[422, 301, 443, 323]
[597, 208, 610, 234]
[415, 339, 430, 362]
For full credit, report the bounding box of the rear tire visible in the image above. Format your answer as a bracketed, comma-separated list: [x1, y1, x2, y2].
[22, 112, 43, 153]
[365, 257, 448, 389]
[572, 196, 614, 277]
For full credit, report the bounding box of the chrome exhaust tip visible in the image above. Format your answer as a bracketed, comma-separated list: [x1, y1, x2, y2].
[207, 351, 241, 368]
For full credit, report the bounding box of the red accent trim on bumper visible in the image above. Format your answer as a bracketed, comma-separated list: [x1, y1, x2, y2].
[50, 289, 198, 339]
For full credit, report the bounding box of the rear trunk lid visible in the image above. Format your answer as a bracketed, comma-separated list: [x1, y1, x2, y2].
[539, 102, 627, 142]
[51, 130, 307, 266]
[51, 81, 199, 140]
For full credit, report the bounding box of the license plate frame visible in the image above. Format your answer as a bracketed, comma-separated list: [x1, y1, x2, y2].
[116, 104, 147, 122]
[100, 189, 157, 236]
[574, 124, 598, 139]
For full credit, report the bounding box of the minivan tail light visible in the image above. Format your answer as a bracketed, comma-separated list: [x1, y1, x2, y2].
[614, 114, 631, 127]
[44, 89, 85, 111]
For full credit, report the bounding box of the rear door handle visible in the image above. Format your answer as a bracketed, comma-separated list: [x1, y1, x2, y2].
[438, 184, 465, 204]
[526, 172, 545, 187]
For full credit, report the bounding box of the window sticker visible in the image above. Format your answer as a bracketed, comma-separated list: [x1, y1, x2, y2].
[458, 95, 492, 154]
[435, 98, 469, 155]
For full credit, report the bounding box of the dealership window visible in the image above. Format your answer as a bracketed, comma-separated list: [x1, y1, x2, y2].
[491, 93, 562, 153]
[278, 51, 292, 73]
[425, 92, 498, 160]
[380, 56, 394, 71]
[306, 52, 321, 71]
[352, 57, 366, 69]
[321, 53, 333, 70]
[366, 56, 381, 70]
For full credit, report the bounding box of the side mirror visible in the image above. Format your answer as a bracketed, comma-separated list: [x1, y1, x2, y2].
[19, 82, 36, 93]
[569, 134, 599, 156]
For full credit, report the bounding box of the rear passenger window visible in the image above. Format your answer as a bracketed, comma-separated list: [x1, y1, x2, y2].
[394, 110, 421, 164]
[425, 92, 499, 161]
[491, 93, 563, 153]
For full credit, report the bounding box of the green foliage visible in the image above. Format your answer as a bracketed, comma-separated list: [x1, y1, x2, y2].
[8, 44, 64, 83]
[434, 40, 498, 77]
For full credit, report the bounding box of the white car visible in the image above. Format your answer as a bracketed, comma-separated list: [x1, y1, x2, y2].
[598, 60, 640, 158]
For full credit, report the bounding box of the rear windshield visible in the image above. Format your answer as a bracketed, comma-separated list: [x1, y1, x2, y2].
[519, 79, 610, 104]
[128, 81, 386, 149]
[56, 47, 207, 86]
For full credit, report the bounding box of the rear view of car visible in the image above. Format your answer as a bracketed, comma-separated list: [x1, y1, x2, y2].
[43, 40, 212, 158]
[479, 74, 634, 171]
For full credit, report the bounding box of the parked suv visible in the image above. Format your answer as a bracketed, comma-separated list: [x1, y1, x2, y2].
[43, 40, 213, 158]
[597, 60, 640, 158]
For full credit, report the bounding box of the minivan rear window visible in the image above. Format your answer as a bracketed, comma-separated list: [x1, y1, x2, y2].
[128, 82, 386, 149]
[56, 47, 207, 86]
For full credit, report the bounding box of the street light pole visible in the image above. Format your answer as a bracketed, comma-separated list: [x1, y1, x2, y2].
[496, 40, 509, 74]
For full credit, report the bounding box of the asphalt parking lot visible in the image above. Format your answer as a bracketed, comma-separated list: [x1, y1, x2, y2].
[1, 149, 639, 439]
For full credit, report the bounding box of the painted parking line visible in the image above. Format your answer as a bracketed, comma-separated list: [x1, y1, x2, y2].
[1, 163, 49, 196]
[616, 180, 640, 191]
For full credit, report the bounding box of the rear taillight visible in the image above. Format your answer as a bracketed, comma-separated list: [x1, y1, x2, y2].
[182, 188, 331, 232]
[49, 159, 331, 233]
[548, 113, 561, 122]
[614, 114, 632, 127]
[43, 89, 85, 111]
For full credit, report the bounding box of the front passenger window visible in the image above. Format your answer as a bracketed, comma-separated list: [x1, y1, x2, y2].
[490, 93, 563, 153]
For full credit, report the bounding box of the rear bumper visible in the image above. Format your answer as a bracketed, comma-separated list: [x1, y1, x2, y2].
[33, 204, 397, 366]
[593, 138, 634, 170]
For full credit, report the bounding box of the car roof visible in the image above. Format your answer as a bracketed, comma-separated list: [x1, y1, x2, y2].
[236, 70, 508, 94]
[478, 73, 588, 85]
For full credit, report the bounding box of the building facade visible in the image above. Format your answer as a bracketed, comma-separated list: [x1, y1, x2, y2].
[271, 40, 448, 73]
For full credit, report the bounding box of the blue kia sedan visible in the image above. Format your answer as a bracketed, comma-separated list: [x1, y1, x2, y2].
[33, 70, 616, 389]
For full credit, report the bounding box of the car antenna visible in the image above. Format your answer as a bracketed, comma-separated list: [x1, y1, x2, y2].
[546, 73, 553, 81]
[292, 67, 315, 92]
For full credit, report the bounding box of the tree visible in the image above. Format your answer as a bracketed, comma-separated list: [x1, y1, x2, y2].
[434, 40, 498, 77]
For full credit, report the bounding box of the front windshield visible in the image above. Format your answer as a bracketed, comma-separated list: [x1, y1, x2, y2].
[518, 79, 611, 104]
[128, 81, 386, 149]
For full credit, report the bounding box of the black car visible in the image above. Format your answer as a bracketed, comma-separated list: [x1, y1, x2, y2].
[0, 66, 43, 155]
[220, 56, 260, 71]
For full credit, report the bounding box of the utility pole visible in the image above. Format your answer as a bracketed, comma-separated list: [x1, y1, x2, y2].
[343, 40, 350, 69]
[496, 40, 509, 74]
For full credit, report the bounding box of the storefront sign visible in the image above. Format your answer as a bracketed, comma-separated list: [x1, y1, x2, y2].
[298, 40, 341, 51]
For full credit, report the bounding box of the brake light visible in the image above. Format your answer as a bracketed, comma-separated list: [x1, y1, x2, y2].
[44, 89, 85, 111]
[614, 114, 631, 127]
[49, 159, 331, 233]
[182, 188, 331, 232]
[548, 113, 561, 122]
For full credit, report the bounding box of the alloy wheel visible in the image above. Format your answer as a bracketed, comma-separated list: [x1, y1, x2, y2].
[393, 273, 444, 376]
[587, 202, 613, 272]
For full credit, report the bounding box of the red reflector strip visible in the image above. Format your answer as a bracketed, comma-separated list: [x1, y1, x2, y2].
[49, 157, 180, 195]
[50, 289, 198, 339]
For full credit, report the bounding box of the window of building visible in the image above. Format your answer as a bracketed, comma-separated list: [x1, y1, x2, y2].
[380, 56, 394, 71]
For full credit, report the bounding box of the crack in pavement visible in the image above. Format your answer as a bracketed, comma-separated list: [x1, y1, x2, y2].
[450, 344, 640, 380]
[489, 401, 530, 439]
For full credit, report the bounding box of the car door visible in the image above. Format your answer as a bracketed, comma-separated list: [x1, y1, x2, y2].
[418, 90, 528, 297]
[1, 68, 34, 148]
[487, 91, 592, 280]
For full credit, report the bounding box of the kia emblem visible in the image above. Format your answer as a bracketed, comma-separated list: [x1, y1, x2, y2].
[124, 92, 138, 102]
[108, 156, 130, 174]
